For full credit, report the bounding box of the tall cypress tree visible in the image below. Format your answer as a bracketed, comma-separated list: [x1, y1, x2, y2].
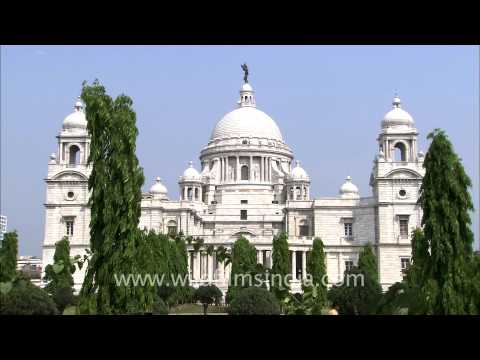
[305, 237, 328, 305]
[0, 231, 18, 283]
[413, 128, 476, 314]
[44, 236, 75, 296]
[79, 80, 155, 314]
[357, 243, 378, 284]
[270, 232, 290, 300]
[226, 236, 257, 303]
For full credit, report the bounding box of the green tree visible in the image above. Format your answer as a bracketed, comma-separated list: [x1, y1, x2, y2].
[270, 232, 290, 301]
[78, 80, 155, 314]
[226, 236, 257, 304]
[228, 287, 280, 315]
[411, 129, 476, 314]
[0, 231, 18, 283]
[44, 237, 75, 299]
[0, 275, 58, 315]
[357, 243, 378, 284]
[304, 237, 328, 308]
[194, 285, 223, 315]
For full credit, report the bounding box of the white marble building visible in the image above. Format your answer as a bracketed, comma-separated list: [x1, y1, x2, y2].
[42, 77, 425, 293]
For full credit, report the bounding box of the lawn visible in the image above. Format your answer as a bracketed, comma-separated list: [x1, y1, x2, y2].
[169, 303, 228, 315]
[63, 306, 78, 315]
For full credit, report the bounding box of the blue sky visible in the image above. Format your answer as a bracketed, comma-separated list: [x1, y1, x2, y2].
[1, 45, 478, 256]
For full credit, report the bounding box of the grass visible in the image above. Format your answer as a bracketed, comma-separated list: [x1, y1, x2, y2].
[169, 303, 228, 314]
[63, 306, 78, 315]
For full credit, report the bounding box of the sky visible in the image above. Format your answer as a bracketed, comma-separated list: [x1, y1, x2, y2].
[1, 45, 478, 257]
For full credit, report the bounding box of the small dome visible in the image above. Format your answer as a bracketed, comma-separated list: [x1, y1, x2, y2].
[150, 177, 168, 195]
[63, 98, 87, 131]
[382, 95, 414, 129]
[49, 153, 57, 164]
[340, 176, 360, 199]
[182, 161, 201, 180]
[290, 160, 309, 180]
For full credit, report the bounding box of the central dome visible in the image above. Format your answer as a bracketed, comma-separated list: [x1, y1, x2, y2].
[210, 106, 284, 142]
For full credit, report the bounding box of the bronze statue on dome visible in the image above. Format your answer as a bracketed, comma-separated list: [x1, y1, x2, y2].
[241, 63, 249, 83]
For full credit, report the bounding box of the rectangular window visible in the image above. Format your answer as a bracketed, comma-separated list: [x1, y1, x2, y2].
[299, 225, 309, 237]
[240, 200, 248, 204]
[399, 216, 409, 238]
[240, 210, 247, 220]
[345, 260, 354, 273]
[65, 217, 74, 236]
[401, 257, 411, 276]
[344, 222, 353, 238]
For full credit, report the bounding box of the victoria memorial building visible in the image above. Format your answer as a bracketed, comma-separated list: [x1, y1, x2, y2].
[42, 72, 425, 293]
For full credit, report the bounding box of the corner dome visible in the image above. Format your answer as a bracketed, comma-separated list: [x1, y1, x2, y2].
[290, 160, 309, 181]
[181, 161, 201, 181]
[63, 98, 87, 131]
[150, 177, 168, 195]
[382, 95, 414, 129]
[340, 176, 360, 199]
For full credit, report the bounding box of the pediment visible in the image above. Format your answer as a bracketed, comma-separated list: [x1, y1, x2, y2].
[385, 169, 422, 179]
[51, 171, 88, 181]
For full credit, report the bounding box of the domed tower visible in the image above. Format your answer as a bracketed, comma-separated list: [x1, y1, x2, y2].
[42, 97, 91, 293]
[370, 94, 425, 289]
[286, 160, 311, 201]
[179, 161, 203, 202]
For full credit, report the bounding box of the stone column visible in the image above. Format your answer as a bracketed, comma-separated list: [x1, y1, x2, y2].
[194, 251, 200, 280]
[302, 251, 307, 280]
[267, 157, 270, 182]
[266, 250, 272, 269]
[236, 156, 240, 182]
[250, 155, 253, 181]
[260, 157, 263, 182]
[208, 253, 213, 281]
[183, 187, 187, 201]
[291, 250, 296, 280]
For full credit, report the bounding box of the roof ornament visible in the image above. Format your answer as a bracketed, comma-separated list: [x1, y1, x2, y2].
[241, 63, 249, 83]
[392, 92, 401, 108]
[74, 96, 84, 112]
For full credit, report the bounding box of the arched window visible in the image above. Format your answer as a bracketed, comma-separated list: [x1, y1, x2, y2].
[241, 165, 249, 180]
[69, 145, 80, 165]
[167, 220, 177, 236]
[394, 142, 407, 161]
[303, 186, 307, 200]
[290, 187, 294, 200]
[296, 186, 302, 200]
[194, 188, 199, 201]
[187, 188, 193, 201]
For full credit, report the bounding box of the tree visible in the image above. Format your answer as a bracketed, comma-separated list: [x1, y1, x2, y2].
[226, 236, 257, 304]
[0, 275, 58, 315]
[152, 298, 169, 315]
[43, 237, 75, 309]
[0, 231, 18, 283]
[411, 129, 477, 314]
[270, 232, 290, 301]
[327, 245, 382, 315]
[357, 243, 378, 284]
[194, 285, 223, 315]
[328, 266, 381, 315]
[228, 287, 281, 315]
[304, 237, 328, 308]
[78, 80, 156, 314]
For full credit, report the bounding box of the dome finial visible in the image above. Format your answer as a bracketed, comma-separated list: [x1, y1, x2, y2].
[296, 160, 300, 167]
[188, 161, 193, 168]
[392, 92, 401, 108]
[74, 97, 84, 112]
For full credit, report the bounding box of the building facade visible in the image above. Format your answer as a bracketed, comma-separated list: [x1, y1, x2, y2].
[42, 76, 425, 293]
[0, 215, 7, 243]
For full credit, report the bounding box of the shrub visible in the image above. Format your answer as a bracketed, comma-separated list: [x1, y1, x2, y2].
[152, 298, 169, 315]
[53, 286, 75, 313]
[195, 285, 223, 315]
[228, 287, 280, 315]
[0, 278, 58, 315]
